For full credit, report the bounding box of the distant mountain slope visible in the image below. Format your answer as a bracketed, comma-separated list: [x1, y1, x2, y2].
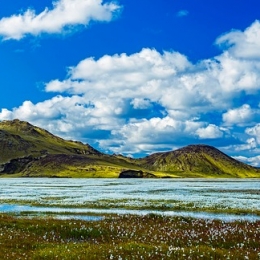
[140, 144, 259, 178]
[0, 119, 143, 177]
[0, 119, 259, 178]
[0, 119, 100, 164]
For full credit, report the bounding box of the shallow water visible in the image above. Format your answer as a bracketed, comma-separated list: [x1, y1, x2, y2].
[1, 203, 259, 222]
[0, 178, 259, 221]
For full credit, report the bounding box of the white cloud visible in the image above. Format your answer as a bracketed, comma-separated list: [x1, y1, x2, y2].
[246, 124, 260, 145]
[222, 104, 259, 126]
[44, 48, 229, 115]
[48, 48, 190, 94]
[102, 116, 203, 154]
[130, 98, 152, 109]
[0, 108, 12, 119]
[214, 53, 260, 93]
[224, 138, 257, 152]
[233, 155, 260, 167]
[45, 48, 195, 113]
[0, 0, 121, 40]
[196, 124, 223, 139]
[216, 20, 260, 59]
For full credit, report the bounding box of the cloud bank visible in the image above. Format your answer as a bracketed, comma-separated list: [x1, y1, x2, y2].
[0, 0, 121, 40]
[1, 21, 260, 165]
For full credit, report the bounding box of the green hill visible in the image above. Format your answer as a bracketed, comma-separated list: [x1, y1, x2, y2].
[0, 119, 259, 178]
[0, 119, 141, 177]
[0, 119, 100, 162]
[139, 144, 260, 178]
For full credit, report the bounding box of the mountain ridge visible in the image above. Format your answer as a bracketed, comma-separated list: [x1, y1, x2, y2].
[140, 144, 258, 178]
[0, 119, 259, 178]
[0, 119, 100, 163]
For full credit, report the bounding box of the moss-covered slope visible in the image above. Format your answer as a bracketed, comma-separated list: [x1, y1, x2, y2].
[0, 119, 144, 177]
[140, 144, 260, 178]
[0, 119, 100, 164]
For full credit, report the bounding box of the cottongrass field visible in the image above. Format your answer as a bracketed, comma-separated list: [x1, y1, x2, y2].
[0, 178, 260, 259]
[0, 214, 259, 259]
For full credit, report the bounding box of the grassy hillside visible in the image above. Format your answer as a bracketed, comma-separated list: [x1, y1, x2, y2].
[0, 119, 146, 177]
[4, 154, 146, 178]
[0, 119, 99, 164]
[139, 144, 260, 178]
[0, 119, 259, 178]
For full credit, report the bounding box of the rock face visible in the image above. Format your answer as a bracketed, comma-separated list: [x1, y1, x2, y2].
[0, 156, 36, 174]
[119, 170, 156, 178]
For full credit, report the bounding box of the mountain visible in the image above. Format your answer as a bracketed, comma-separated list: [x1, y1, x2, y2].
[0, 119, 100, 162]
[0, 119, 259, 178]
[139, 144, 259, 178]
[0, 119, 141, 177]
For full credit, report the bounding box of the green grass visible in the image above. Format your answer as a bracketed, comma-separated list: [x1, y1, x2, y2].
[0, 213, 259, 259]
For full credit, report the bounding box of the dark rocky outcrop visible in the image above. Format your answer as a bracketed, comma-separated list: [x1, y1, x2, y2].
[0, 156, 36, 174]
[119, 169, 156, 178]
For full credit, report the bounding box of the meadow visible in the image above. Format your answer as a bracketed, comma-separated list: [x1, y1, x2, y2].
[0, 178, 259, 259]
[0, 213, 259, 259]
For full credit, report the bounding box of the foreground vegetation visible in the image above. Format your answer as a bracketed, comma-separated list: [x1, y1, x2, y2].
[0, 213, 259, 259]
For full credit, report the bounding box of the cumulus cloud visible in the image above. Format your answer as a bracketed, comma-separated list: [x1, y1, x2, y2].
[224, 138, 257, 153]
[130, 98, 152, 109]
[222, 104, 260, 126]
[213, 53, 260, 93]
[45, 49, 190, 94]
[0, 0, 121, 40]
[44, 48, 229, 115]
[0, 95, 126, 139]
[246, 124, 260, 145]
[216, 20, 260, 59]
[2, 21, 260, 162]
[196, 124, 224, 139]
[233, 155, 260, 167]
[100, 116, 203, 154]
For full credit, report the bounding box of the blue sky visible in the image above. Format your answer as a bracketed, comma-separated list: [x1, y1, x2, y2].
[1, 0, 260, 165]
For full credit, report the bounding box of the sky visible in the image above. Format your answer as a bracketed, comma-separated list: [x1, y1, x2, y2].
[0, 0, 260, 165]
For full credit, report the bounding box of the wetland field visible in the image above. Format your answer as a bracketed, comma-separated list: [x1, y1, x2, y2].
[0, 178, 259, 259]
